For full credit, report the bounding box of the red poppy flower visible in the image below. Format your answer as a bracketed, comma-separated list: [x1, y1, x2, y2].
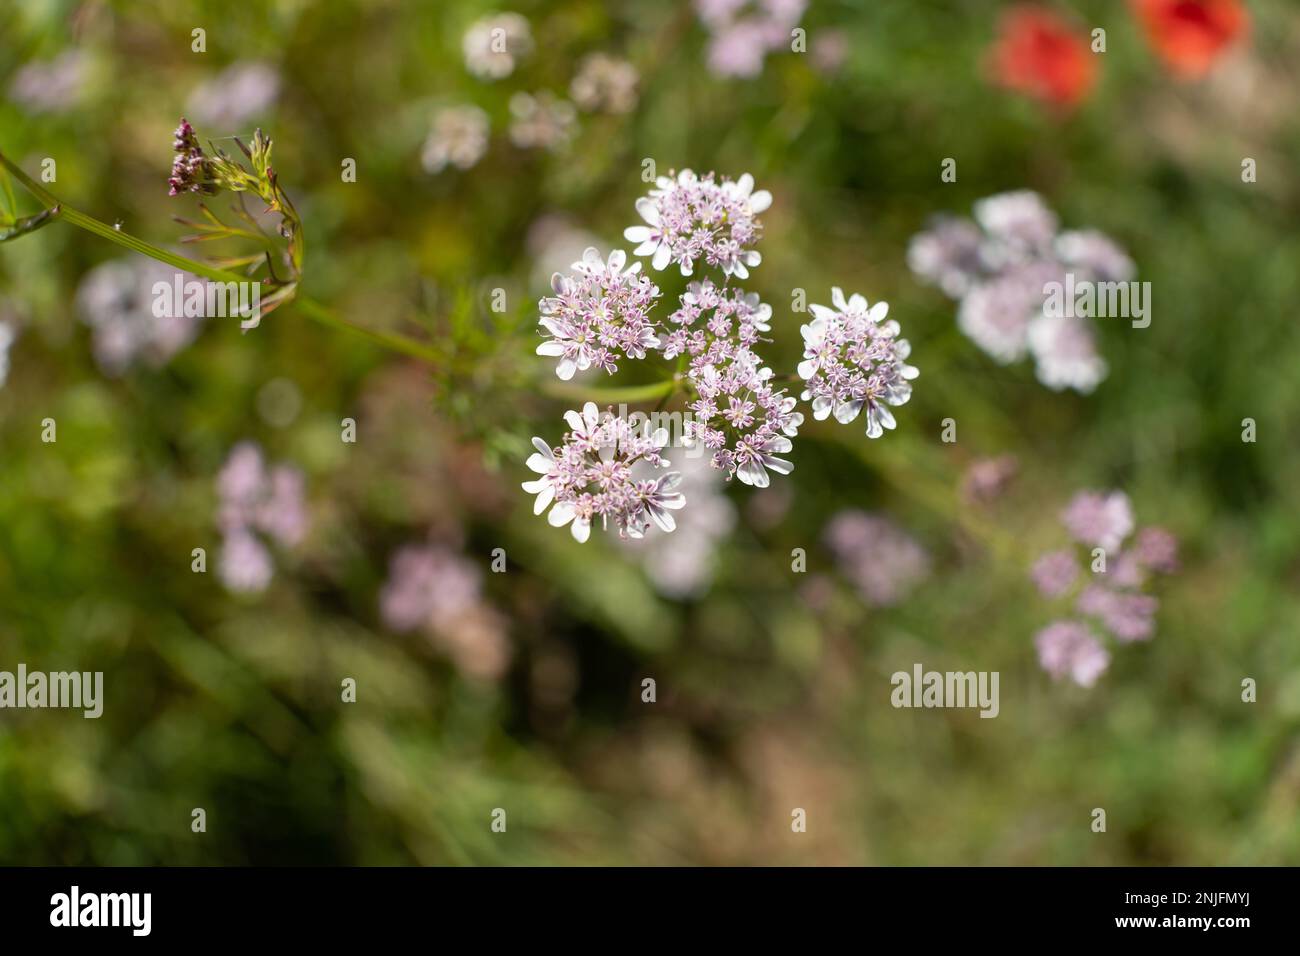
[989, 6, 1097, 110]
[1131, 0, 1250, 78]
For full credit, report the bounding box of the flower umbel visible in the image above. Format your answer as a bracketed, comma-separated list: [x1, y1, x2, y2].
[524, 169, 916, 539]
[537, 248, 662, 380]
[667, 280, 802, 485]
[798, 287, 918, 438]
[910, 190, 1132, 394]
[1030, 489, 1177, 686]
[624, 169, 770, 278]
[523, 403, 684, 542]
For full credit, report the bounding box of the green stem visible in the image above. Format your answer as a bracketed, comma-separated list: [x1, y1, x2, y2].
[0, 148, 441, 364]
[294, 297, 441, 364]
[542, 378, 677, 404]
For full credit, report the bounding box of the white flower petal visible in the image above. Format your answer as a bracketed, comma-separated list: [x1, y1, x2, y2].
[548, 501, 576, 527]
[531, 483, 555, 515]
[834, 399, 864, 424]
[635, 196, 660, 226]
[764, 455, 793, 476]
[737, 459, 768, 488]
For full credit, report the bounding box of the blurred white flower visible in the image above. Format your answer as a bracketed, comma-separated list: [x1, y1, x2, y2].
[463, 13, 533, 80]
[75, 259, 205, 376]
[509, 92, 577, 150]
[1026, 312, 1108, 393]
[421, 105, 490, 173]
[570, 54, 639, 113]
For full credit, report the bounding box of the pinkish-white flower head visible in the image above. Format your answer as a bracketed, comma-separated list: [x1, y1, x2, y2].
[1055, 230, 1135, 282]
[910, 191, 1135, 395]
[666, 281, 801, 485]
[957, 261, 1062, 365]
[973, 190, 1059, 262]
[1035, 620, 1110, 687]
[1031, 549, 1079, 598]
[523, 403, 684, 542]
[797, 288, 918, 438]
[219, 528, 274, 593]
[695, 0, 807, 78]
[907, 215, 988, 299]
[537, 248, 662, 380]
[624, 169, 770, 278]
[1029, 490, 1177, 686]
[1133, 526, 1179, 573]
[463, 13, 533, 80]
[1061, 490, 1134, 552]
[1077, 585, 1159, 642]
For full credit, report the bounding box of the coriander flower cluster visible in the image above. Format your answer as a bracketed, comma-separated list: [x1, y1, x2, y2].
[523, 403, 684, 543]
[908, 190, 1134, 393]
[624, 170, 770, 278]
[525, 169, 918, 542]
[1031, 490, 1178, 687]
[536, 249, 661, 379]
[798, 288, 918, 438]
[667, 278, 801, 486]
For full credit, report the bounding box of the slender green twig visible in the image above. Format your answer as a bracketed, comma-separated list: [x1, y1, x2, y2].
[541, 378, 677, 404]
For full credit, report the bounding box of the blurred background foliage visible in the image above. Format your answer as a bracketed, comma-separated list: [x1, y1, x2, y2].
[1, 0, 1298, 865]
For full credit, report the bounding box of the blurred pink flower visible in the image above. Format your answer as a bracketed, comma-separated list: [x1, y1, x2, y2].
[1061, 490, 1134, 552]
[1035, 620, 1110, 687]
[1031, 549, 1079, 598]
[215, 442, 308, 593]
[961, 455, 1019, 504]
[187, 61, 280, 130]
[380, 544, 482, 633]
[825, 510, 930, 607]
